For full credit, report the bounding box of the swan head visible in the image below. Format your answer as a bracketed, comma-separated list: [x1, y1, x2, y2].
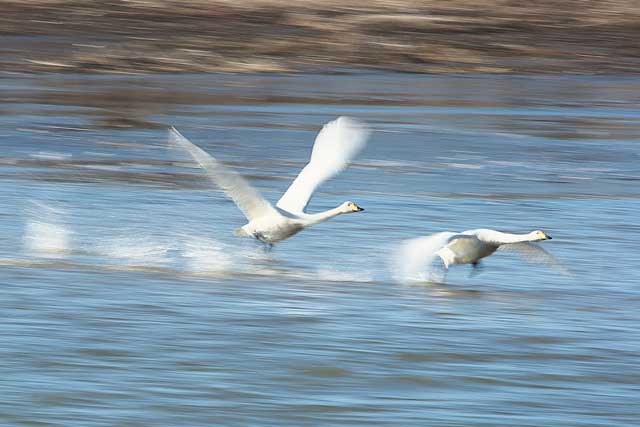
[341, 201, 364, 213]
[530, 230, 552, 241]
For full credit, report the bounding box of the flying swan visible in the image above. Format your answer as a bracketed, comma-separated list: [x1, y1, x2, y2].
[395, 229, 563, 283]
[169, 117, 370, 247]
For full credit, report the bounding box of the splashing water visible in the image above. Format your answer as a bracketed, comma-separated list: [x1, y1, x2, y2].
[94, 236, 173, 267]
[23, 203, 71, 258]
[180, 236, 235, 274]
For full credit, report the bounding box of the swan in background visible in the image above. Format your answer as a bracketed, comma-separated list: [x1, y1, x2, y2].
[395, 229, 564, 283]
[170, 117, 370, 247]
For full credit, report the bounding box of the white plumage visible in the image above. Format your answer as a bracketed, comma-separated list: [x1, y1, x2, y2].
[277, 117, 370, 214]
[170, 117, 370, 245]
[395, 228, 563, 283]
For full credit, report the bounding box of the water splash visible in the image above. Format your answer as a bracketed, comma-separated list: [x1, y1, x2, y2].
[180, 236, 234, 274]
[23, 202, 71, 258]
[94, 236, 173, 266]
[391, 239, 448, 285]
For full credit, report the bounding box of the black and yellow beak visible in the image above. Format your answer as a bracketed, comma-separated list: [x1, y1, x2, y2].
[347, 202, 364, 212]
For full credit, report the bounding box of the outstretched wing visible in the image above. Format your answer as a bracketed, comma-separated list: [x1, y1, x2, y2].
[276, 117, 371, 214]
[498, 242, 569, 274]
[393, 232, 457, 284]
[169, 127, 277, 221]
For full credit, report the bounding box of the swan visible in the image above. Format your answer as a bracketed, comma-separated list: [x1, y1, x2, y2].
[395, 229, 563, 283]
[169, 117, 370, 247]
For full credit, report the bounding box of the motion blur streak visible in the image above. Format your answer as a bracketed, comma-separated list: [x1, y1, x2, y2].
[2, 0, 640, 74]
[1, 73, 639, 426]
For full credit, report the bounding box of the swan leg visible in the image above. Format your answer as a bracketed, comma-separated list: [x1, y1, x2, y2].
[263, 243, 274, 253]
[469, 261, 483, 278]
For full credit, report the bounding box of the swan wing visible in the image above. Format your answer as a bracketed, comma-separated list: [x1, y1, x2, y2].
[498, 242, 569, 274]
[443, 234, 489, 260]
[276, 116, 370, 214]
[393, 232, 458, 283]
[169, 127, 277, 221]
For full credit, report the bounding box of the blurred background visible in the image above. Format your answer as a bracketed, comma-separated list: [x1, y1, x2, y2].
[1, 1, 639, 426]
[3, 0, 640, 74]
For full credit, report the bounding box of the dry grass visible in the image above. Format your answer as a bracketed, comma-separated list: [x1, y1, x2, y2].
[2, 0, 640, 74]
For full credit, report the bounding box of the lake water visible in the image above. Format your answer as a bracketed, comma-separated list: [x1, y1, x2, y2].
[1, 73, 639, 426]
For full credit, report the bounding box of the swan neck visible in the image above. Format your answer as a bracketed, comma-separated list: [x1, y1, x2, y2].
[303, 206, 344, 225]
[494, 232, 535, 244]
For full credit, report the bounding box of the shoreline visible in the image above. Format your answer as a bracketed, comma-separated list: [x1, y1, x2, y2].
[3, 1, 640, 75]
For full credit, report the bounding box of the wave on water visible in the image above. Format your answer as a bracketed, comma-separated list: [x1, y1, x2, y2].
[314, 268, 373, 283]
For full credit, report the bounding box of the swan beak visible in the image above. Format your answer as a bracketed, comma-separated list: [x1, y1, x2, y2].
[545, 235, 552, 240]
[348, 202, 364, 212]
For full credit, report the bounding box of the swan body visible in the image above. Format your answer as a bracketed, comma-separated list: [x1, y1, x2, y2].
[170, 117, 370, 245]
[233, 202, 359, 243]
[396, 229, 560, 283]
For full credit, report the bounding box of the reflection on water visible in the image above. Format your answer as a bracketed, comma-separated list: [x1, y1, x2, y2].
[1, 74, 639, 426]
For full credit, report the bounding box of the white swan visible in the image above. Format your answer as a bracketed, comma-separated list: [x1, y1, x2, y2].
[395, 229, 563, 283]
[169, 117, 370, 246]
